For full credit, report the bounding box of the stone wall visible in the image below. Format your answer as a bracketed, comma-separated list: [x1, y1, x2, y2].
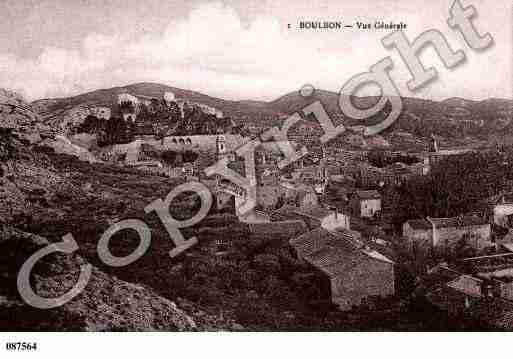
[403, 222, 433, 260]
[433, 224, 491, 255]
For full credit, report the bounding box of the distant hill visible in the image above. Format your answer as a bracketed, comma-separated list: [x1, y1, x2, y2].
[268, 88, 513, 149]
[32, 82, 277, 125]
[30, 82, 513, 150]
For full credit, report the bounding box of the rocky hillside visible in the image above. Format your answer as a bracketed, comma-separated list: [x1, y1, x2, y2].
[32, 82, 275, 131]
[0, 88, 239, 331]
[0, 89, 51, 143]
[0, 227, 197, 331]
[31, 83, 513, 151]
[0, 90, 94, 223]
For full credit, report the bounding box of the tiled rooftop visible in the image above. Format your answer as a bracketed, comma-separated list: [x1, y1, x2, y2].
[290, 227, 394, 277]
[355, 190, 381, 200]
[428, 216, 488, 228]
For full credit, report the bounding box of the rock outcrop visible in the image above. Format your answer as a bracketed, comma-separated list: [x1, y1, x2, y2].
[41, 135, 99, 163]
[0, 89, 50, 144]
[0, 226, 197, 331]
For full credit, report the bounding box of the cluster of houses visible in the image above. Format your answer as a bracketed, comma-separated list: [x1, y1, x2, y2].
[205, 142, 399, 310]
[203, 155, 513, 318]
[186, 130, 513, 323]
[271, 185, 513, 319]
[91, 94, 513, 323]
[212, 185, 396, 311]
[398, 192, 513, 328]
[211, 142, 513, 322]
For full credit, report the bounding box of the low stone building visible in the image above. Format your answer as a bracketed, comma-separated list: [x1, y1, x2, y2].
[290, 227, 395, 310]
[350, 190, 381, 218]
[403, 215, 492, 259]
[429, 216, 492, 256]
[426, 270, 513, 330]
[280, 182, 319, 209]
[484, 193, 513, 227]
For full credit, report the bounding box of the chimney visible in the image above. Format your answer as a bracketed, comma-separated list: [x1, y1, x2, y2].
[329, 206, 338, 220]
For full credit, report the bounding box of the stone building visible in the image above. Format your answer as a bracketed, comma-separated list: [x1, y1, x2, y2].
[484, 193, 513, 227]
[350, 190, 382, 218]
[280, 182, 319, 209]
[290, 227, 395, 310]
[428, 216, 492, 255]
[295, 188, 319, 209]
[403, 215, 492, 259]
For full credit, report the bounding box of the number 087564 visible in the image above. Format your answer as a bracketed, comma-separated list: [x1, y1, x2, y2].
[5, 342, 38, 351]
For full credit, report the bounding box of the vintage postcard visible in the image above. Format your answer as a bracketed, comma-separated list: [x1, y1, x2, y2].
[0, 0, 511, 356]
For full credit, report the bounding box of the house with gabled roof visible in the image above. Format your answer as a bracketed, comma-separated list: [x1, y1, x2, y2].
[290, 227, 395, 310]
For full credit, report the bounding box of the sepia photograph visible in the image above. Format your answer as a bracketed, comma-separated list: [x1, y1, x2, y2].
[0, 0, 512, 356]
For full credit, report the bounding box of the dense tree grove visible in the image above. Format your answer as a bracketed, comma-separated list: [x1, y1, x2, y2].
[73, 99, 242, 146]
[383, 150, 513, 230]
[75, 114, 132, 145]
[76, 115, 103, 134]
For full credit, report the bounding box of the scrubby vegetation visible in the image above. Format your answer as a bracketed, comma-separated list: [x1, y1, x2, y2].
[0, 128, 16, 162]
[383, 149, 513, 230]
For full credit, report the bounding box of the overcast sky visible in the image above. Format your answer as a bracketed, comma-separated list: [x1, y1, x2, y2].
[0, 0, 510, 101]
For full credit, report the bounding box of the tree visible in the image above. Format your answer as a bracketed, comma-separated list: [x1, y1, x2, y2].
[76, 115, 101, 134]
[452, 234, 477, 259]
[104, 116, 128, 144]
[367, 148, 387, 168]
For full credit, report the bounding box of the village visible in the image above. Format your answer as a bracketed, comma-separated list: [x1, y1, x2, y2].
[68, 89, 513, 329]
[4, 2, 513, 356]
